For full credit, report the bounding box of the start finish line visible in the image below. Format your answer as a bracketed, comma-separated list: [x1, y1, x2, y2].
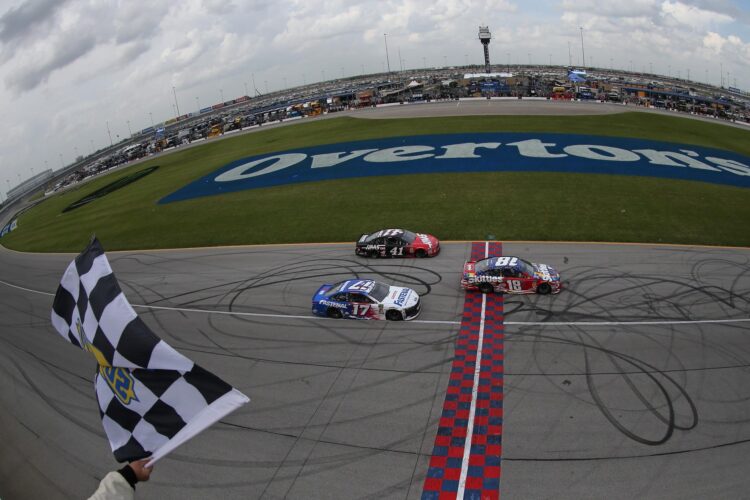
[422, 241, 505, 500]
[160, 133, 750, 204]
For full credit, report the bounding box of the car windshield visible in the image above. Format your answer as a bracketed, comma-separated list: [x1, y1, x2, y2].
[474, 258, 494, 273]
[369, 281, 390, 302]
[517, 259, 535, 276]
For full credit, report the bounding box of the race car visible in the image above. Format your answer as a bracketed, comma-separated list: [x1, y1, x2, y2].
[355, 228, 439, 258]
[312, 279, 421, 320]
[461, 256, 562, 295]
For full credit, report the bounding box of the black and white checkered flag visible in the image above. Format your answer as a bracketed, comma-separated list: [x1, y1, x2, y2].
[50, 238, 249, 463]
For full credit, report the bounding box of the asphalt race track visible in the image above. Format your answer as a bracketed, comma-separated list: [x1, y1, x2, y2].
[1, 241, 749, 499]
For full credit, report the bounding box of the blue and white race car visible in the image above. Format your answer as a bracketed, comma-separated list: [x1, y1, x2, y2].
[312, 279, 421, 320]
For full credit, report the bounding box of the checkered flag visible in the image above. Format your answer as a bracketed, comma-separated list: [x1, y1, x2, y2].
[50, 238, 249, 463]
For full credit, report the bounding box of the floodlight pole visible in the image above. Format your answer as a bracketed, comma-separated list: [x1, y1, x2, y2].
[383, 33, 391, 77]
[579, 27, 586, 68]
[172, 86, 181, 119]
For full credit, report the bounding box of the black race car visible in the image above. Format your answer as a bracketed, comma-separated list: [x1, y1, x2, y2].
[355, 229, 440, 258]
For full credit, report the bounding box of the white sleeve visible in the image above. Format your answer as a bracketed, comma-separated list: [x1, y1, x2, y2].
[87, 471, 135, 500]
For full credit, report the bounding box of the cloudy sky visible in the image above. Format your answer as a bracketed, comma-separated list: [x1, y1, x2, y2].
[0, 0, 748, 198]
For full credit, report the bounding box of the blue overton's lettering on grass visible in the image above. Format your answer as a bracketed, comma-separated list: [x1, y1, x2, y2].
[159, 133, 750, 204]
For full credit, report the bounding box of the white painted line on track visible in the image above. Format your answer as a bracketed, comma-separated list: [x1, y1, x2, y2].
[457, 240, 491, 497]
[504, 318, 750, 326]
[135, 303, 314, 321]
[3, 279, 749, 326]
[458, 286, 488, 497]
[0, 280, 54, 296]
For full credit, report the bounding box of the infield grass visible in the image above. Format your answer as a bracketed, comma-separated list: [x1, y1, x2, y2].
[3, 112, 750, 252]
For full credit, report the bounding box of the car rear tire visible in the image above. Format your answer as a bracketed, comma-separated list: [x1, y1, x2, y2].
[386, 310, 403, 321]
[537, 282, 552, 295]
[478, 282, 494, 294]
[415, 249, 427, 258]
[327, 307, 343, 319]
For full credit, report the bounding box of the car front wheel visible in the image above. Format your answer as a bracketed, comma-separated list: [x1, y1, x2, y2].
[327, 307, 343, 318]
[386, 310, 403, 321]
[537, 282, 552, 295]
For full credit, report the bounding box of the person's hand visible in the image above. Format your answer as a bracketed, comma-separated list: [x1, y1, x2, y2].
[128, 458, 153, 482]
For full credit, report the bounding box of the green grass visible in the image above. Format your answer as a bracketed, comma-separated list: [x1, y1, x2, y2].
[3, 112, 750, 252]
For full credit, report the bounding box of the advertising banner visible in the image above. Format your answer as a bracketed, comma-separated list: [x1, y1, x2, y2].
[159, 133, 750, 204]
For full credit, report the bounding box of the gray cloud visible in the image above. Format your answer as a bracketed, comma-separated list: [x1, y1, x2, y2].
[560, 0, 659, 18]
[0, 0, 67, 44]
[5, 32, 95, 91]
[113, 3, 170, 45]
[680, 0, 750, 24]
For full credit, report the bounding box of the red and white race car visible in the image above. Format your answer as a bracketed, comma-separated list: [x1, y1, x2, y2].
[461, 256, 562, 294]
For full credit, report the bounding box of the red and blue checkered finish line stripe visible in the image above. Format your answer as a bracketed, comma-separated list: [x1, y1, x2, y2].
[422, 241, 504, 500]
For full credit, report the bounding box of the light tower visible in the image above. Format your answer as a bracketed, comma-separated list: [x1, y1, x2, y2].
[478, 26, 491, 74]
